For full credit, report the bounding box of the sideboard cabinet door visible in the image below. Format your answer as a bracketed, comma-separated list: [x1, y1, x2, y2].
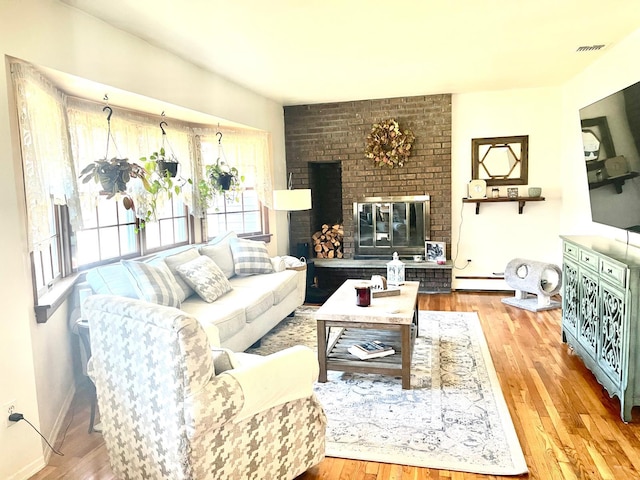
[560, 235, 640, 422]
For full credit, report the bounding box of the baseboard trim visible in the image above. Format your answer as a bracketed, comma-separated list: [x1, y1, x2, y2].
[42, 383, 76, 465]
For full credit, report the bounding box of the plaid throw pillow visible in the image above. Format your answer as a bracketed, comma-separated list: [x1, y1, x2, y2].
[229, 238, 274, 276]
[121, 260, 181, 307]
[176, 256, 232, 303]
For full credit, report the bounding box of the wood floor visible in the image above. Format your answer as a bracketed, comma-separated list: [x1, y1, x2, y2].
[29, 292, 640, 480]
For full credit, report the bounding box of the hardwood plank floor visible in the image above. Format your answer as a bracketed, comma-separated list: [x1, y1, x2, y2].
[29, 292, 640, 479]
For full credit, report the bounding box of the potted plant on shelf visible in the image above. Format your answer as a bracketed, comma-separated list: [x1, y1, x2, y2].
[79, 157, 150, 207]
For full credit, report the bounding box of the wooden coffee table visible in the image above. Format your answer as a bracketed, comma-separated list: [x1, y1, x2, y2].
[316, 279, 420, 389]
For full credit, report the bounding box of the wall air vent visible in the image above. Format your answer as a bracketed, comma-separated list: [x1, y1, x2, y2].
[576, 44, 606, 52]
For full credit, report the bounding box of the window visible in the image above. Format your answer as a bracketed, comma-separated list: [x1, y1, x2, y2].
[11, 59, 274, 321]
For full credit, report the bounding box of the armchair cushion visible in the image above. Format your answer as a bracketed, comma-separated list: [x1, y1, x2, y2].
[222, 345, 319, 422]
[176, 255, 232, 303]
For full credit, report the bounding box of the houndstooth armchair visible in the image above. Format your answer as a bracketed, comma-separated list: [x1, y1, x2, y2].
[85, 295, 326, 480]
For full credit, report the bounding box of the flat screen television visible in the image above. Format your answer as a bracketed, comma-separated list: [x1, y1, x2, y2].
[579, 79, 640, 232]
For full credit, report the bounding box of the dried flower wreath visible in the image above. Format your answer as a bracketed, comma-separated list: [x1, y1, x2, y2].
[364, 118, 415, 168]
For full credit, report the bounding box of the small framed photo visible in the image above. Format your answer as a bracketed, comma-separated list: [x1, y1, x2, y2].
[425, 241, 446, 263]
[507, 187, 519, 198]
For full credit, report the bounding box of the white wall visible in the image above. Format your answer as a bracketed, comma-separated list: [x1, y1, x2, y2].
[0, 1, 287, 478]
[451, 87, 564, 291]
[561, 28, 640, 246]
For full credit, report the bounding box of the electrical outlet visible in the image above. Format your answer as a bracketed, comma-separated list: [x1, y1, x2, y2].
[3, 400, 17, 428]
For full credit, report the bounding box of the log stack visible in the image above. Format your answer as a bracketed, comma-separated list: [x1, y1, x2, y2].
[312, 223, 344, 259]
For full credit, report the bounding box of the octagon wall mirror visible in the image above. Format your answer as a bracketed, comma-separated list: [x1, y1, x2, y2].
[471, 135, 529, 186]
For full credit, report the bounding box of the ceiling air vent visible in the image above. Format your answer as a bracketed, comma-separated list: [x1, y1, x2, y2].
[576, 44, 605, 52]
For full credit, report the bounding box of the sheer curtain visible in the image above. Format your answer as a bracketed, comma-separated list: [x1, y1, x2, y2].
[10, 62, 82, 251]
[197, 126, 273, 209]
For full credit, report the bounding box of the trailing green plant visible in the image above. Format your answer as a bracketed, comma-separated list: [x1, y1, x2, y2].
[198, 160, 244, 210]
[139, 150, 191, 228]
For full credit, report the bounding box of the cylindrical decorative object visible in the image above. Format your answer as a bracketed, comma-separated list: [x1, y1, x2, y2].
[504, 258, 562, 297]
[355, 284, 371, 307]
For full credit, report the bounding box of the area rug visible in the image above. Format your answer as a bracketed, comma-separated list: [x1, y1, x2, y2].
[247, 307, 528, 476]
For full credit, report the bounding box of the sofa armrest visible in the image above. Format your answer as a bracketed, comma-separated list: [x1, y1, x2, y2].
[221, 345, 318, 422]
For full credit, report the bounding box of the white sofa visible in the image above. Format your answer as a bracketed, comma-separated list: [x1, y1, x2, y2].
[84, 231, 307, 352]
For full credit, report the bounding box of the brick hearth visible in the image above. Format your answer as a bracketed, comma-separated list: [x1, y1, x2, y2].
[284, 94, 452, 292]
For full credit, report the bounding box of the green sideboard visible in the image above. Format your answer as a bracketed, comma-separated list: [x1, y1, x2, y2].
[561, 235, 640, 422]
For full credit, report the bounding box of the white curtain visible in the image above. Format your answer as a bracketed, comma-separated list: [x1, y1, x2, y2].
[66, 98, 194, 222]
[197, 126, 274, 209]
[10, 62, 82, 251]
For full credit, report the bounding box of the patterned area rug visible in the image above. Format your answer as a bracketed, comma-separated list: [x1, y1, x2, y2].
[247, 307, 528, 476]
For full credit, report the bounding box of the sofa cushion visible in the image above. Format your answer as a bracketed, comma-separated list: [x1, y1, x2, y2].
[180, 297, 245, 344]
[163, 247, 201, 300]
[121, 259, 182, 307]
[217, 288, 274, 323]
[230, 269, 299, 305]
[176, 256, 232, 303]
[229, 238, 274, 276]
[200, 231, 237, 279]
[86, 264, 137, 298]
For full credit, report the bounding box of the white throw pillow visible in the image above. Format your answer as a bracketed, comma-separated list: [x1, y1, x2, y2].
[121, 259, 181, 308]
[200, 231, 237, 279]
[163, 247, 201, 300]
[176, 255, 232, 303]
[229, 237, 274, 276]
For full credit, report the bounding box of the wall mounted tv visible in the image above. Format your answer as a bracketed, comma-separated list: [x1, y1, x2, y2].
[579, 80, 640, 233]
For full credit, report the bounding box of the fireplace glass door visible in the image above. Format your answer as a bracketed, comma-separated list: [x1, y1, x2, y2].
[354, 195, 430, 258]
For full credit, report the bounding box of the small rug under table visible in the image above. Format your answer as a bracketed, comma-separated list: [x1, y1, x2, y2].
[248, 308, 528, 476]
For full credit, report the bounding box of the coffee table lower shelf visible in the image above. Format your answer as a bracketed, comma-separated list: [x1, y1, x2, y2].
[320, 324, 416, 388]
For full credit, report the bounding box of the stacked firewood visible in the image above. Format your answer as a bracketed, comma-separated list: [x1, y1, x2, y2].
[312, 223, 344, 259]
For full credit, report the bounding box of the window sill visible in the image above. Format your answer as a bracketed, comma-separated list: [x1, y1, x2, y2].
[35, 273, 82, 324]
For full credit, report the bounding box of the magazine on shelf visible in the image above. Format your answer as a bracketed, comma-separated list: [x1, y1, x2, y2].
[348, 340, 395, 359]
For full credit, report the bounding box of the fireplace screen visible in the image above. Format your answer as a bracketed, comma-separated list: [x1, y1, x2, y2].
[353, 195, 430, 258]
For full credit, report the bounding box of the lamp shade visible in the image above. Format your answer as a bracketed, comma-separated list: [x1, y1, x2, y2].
[273, 189, 312, 211]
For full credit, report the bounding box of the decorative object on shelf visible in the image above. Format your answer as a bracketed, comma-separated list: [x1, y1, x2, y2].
[79, 104, 149, 205]
[604, 155, 629, 178]
[507, 187, 519, 198]
[468, 179, 487, 199]
[472, 135, 528, 186]
[386, 252, 405, 286]
[528, 187, 542, 198]
[491, 187, 500, 198]
[365, 118, 415, 168]
[425, 241, 446, 263]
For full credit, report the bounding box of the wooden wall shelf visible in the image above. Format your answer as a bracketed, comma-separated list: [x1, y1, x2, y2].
[462, 196, 546, 214]
[588, 172, 639, 194]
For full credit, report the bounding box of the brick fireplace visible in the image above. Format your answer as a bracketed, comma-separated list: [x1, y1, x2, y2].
[284, 94, 452, 291]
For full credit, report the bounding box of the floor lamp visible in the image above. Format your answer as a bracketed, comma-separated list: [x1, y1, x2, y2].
[273, 175, 312, 255]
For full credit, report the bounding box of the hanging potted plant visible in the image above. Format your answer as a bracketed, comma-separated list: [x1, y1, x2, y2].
[140, 147, 179, 178]
[79, 157, 150, 201]
[206, 159, 243, 194]
[78, 105, 150, 210]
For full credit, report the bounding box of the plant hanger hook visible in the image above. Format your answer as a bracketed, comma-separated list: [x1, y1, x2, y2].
[216, 131, 223, 144]
[159, 121, 168, 136]
[103, 105, 113, 123]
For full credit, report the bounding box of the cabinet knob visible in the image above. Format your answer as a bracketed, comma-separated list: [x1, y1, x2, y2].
[607, 268, 613, 274]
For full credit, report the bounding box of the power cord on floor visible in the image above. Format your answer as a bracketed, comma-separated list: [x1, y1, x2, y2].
[8, 413, 64, 456]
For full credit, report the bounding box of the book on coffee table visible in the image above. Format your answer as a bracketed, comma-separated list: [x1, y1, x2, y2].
[348, 340, 395, 360]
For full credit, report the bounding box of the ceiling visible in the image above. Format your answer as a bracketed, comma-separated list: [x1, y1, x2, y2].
[59, 0, 639, 107]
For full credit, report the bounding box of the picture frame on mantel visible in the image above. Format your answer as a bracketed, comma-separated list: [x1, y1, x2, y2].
[425, 241, 446, 263]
